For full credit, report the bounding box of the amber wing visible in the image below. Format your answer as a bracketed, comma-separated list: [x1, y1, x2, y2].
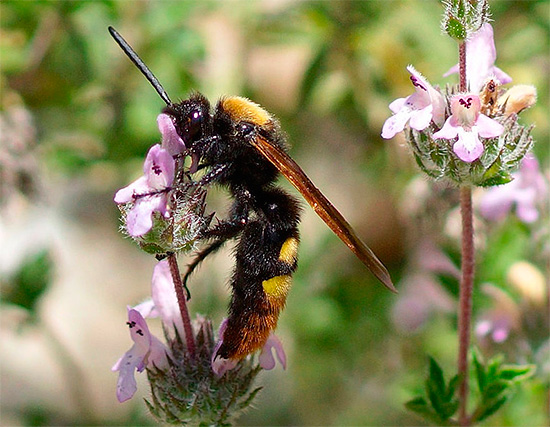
[251, 136, 396, 292]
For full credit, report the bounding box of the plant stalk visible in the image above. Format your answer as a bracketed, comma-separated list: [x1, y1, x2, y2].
[458, 186, 474, 426]
[459, 41, 467, 92]
[167, 252, 196, 358]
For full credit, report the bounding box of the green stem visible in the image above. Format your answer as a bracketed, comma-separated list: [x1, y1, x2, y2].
[167, 253, 196, 358]
[458, 186, 475, 426]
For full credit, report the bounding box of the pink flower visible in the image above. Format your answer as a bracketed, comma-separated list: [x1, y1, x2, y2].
[158, 113, 199, 173]
[444, 23, 512, 93]
[480, 155, 547, 223]
[157, 113, 186, 156]
[150, 259, 184, 335]
[112, 260, 185, 402]
[258, 333, 287, 371]
[114, 144, 174, 236]
[211, 319, 287, 376]
[381, 65, 445, 139]
[111, 307, 169, 402]
[433, 94, 504, 162]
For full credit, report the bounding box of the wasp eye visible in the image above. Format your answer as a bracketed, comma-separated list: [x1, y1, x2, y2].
[184, 109, 203, 140]
[239, 122, 255, 137]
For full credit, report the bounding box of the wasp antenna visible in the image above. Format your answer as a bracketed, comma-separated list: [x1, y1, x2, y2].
[108, 26, 172, 106]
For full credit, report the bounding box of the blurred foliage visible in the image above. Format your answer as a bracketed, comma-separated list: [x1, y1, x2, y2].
[1, 0, 548, 426]
[1, 249, 52, 317]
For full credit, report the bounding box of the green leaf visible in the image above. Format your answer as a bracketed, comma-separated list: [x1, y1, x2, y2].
[474, 395, 509, 423]
[446, 374, 462, 402]
[440, 399, 460, 419]
[405, 397, 443, 424]
[428, 356, 446, 395]
[426, 377, 445, 419]
[3, 250, 53, 315]
[444, 17, 467, 40]
[499, 364, 536, 382]
[486, 355, 504, 383]
[478, 168, 513, 187]
[483, 379, 509, 402]
[472, 349, 487, 393]
[424, 357, 459, 421]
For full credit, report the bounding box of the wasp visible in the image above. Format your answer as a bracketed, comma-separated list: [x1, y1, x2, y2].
[109, 27, 395, 363]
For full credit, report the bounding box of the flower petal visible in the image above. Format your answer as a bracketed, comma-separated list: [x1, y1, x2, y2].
[388, 97, 407, 114]
[409, 105, 433, 131]
[158, 114, 186, 156]
[476, 114, 504, 138]
[493, 66, 512, 86]
[381, 109, 411, 139]
[453, 127, 484, 162]
[127, 308, 152, 353]
[144, 145, 175, 190]
[112, 343, 142, 402]
[433, 118, 459, 140]
[407, 65, 445, 126]
[151, 260, 184, 334]
[211, 319, 239, 376]
[125, 198, 157, 237]
[132, 299, 157, 318]
[259, 334, 286, 370]
[148, 335, 169, 369]
[212, 356, 238, 376]
[114, 176, 149, 204]
[443, 24, 511, 93]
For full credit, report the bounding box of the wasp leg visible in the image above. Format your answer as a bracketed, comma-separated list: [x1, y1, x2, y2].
[183, 219, 246, 300]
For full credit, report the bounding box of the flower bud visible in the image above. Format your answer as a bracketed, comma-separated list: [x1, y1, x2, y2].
[442, 0, 490, 41]
[497, 85, 537, 116]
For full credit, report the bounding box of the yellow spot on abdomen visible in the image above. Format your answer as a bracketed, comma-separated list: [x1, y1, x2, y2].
[221, 96, 272, 126]
[279, 237, 299, 264]
[262, 275, 292, 299]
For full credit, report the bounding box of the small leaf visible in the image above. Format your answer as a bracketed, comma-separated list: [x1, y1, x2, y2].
[445, 17, 467, 40]
[498, 364, 536, 382]
[405, 397, 443, 424]
[483, 380, 509, 402]
[446, 374, 462, 401]
[428, 357, 447, 395]
[472, 349, 487, 393]
[486, 355, 504, 383]
[426, 377, 445, 419]
[440, 399, 460, 419]
[478, 168, 513, 187]
[474, 394, 509, 423]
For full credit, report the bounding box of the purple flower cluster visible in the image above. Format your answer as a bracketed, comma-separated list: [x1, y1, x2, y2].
[112, 260, 286, 402]
[382, 23, 508, 163]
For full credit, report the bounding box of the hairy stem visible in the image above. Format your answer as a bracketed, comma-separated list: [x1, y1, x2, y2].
[167, 253, 196, 358]
[459, 42, 467, 92]
[458, 186, 474, 426]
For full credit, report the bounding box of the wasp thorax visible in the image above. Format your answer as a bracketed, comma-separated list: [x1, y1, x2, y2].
[220, 96, 272, 127]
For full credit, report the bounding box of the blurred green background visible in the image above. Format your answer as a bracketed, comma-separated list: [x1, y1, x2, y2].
[1, 1, 548, 425]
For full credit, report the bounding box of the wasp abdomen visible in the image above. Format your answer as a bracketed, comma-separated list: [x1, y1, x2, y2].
[216, 222, 300, 360]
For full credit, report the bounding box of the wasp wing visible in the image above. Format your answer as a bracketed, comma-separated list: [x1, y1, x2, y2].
[251, 135, 396, 292]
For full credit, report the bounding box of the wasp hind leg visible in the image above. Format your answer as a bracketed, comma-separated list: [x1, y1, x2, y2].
[183, 218, 247, 300]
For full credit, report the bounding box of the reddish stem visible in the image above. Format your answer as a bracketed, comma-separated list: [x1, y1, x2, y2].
[167, 253, 196, 359]
[458, 186, 474, 426]
[459, 42, 467, 92]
